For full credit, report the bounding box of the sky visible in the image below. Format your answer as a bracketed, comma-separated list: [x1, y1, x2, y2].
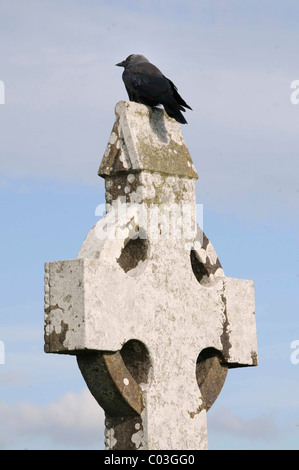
[0, 0, 299, 450]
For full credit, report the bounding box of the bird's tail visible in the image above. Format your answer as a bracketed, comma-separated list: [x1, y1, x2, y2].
[164, 105, 188, 124]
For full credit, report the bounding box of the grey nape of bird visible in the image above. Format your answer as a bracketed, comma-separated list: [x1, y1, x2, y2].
[116, 54, 192, 124]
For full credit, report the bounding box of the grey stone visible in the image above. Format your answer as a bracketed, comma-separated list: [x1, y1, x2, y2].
[44, 101, 258, 450]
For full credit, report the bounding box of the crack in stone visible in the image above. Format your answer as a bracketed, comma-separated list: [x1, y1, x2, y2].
[220, 288, 232, 361]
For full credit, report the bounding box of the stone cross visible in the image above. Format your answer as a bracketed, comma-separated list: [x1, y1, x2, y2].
[44, 101, 258, 450]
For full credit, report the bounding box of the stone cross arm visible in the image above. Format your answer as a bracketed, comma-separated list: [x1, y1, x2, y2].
[44, 257, 256, 368]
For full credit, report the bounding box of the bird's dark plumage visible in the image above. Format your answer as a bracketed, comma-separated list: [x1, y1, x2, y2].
[116, 54, 192, 124]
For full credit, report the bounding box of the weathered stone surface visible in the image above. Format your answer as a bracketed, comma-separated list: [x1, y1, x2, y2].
[44, 101, 258, 450]
[99, 101, 197, 179]
[45, 252, 256, 367]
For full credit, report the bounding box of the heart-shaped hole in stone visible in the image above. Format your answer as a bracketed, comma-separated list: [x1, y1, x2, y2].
[196, 347, 228, 411]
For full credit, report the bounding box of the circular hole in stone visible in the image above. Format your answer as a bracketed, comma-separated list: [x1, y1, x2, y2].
[120, 339, 152, 386]
[117, 236, 149, 276]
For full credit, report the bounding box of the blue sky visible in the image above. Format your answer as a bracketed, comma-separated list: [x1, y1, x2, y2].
[0, 0, 299, 449]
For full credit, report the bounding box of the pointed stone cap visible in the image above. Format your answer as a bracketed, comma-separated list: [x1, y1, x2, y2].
[98, 101, 198, 179]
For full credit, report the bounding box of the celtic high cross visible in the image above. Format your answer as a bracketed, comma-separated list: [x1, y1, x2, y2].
[44, 101, 258, 450]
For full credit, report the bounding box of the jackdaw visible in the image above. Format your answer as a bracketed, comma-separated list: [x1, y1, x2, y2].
[116, 54, 192, 124]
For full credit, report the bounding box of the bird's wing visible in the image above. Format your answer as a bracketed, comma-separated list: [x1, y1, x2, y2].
[163, 76, 192, 110]
[123, 63, 173, 106]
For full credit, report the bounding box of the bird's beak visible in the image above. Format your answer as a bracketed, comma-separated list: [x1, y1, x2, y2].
[115, 60, 125, 67]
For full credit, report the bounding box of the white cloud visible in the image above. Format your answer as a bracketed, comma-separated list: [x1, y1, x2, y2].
[0, 388, 105, 449]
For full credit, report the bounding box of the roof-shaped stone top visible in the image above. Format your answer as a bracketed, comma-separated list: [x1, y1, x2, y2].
[98, 101, 198, 179]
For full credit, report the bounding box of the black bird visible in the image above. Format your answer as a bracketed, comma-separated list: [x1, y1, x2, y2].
[116, 54, 192, 124]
